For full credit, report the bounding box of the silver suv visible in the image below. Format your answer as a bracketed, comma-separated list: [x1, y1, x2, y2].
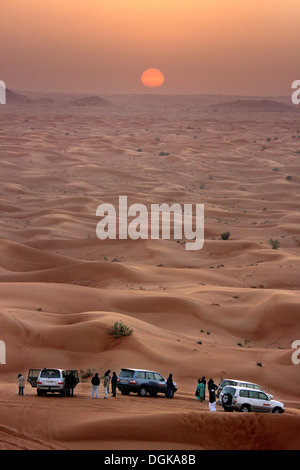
[117, 368, 177, 398]
[31, 368, 79, 396]
[220, 385, 284, 413]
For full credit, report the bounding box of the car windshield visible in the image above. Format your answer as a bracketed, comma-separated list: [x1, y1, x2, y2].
[40, 369, 60, 378]
[119, 370, 134, 378]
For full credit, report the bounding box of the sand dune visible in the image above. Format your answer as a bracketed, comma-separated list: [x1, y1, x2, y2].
[0, 93, 299, 450]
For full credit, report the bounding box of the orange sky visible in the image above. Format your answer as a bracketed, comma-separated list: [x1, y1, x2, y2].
[1, 0, 299, 95]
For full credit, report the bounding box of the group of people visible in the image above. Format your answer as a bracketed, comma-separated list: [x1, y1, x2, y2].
[91, 370, 118, 399]
[195, 376, 218, 411]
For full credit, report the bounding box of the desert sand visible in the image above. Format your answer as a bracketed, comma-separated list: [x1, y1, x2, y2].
[0, 92, 300, 450]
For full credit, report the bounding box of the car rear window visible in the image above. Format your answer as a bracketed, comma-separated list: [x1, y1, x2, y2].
[119, 370, 134, 378]
[40, 369, 60, 378]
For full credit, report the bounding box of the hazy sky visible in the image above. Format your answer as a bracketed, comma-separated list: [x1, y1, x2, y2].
[1, 0, 300, 95]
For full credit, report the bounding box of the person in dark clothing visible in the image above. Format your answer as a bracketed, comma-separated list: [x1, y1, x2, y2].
[111, 371, 117, 397]
[166, 373, 176, 398]
[91, 373, 100, 398]
[201, 376, 206, 400]
[207, 378, 218, 411]
[66, 372, 76, 396]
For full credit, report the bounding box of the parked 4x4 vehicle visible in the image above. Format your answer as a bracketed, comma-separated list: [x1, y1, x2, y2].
[219, 386, 284, 413]
[117, 368, 177, 398]
[28, 368, 79, 396]
[217, 378, 273, 399]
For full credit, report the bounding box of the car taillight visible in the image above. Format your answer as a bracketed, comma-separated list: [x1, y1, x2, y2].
[129, 380, 136, 384]
[117, 378, 119, 382]
[58, 382, 64, 385]
[37, 381, 42, 384]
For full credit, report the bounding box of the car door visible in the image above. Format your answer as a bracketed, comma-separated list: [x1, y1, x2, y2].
[27, 369, 41, 387]
[145, 372, 155, 391]
[153, 373, 166, 393]
[256, 392, 271, 412]
[245, 389, 258, 410]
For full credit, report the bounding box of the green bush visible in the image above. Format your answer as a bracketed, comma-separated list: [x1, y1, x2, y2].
[108, 321, 133, 339]
[221, 232, 230, 240]
[268, 238, 280, 250]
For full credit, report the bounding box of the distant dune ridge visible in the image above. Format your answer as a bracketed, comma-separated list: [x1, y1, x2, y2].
[5, 89, 33, 104]
[71, 95, 112, 107]
[206, 99, 298, 113]
[0, 92, 299, 450]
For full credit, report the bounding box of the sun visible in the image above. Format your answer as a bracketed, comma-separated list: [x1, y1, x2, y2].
[141, 68, 165, 89]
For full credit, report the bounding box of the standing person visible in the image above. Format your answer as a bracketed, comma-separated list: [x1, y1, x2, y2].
[195, 378, 205, 402]
[18, 373, 25, 396]
[208, 378, 218, 412]
[104, 370, 111, 393]
[103, 372, 110, 399]
[66, 371, 76, 396]
[111, 371, 117, 397]
[202, 376, 206, 400]
[166, 373, 176, 398]
[91, 373, 100, 398]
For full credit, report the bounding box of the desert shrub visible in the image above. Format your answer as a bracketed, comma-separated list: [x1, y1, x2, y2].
[80, 368, 94, 380]
[159, 151, 170, 156]
[268, 238, 280, 250]
[108, 321, 133, 339]
[221, 231, 230, 240]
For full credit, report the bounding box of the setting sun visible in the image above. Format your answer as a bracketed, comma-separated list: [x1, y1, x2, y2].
[141, 68, 165, 89]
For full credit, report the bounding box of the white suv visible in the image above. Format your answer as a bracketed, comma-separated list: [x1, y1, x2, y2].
[218, 378, 273, 399]
[220, 385, 284, 413]
[36, 368, 79, 396]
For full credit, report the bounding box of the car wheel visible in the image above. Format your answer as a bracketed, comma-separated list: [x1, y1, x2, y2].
[222, 393, 232, 406]
[240, 404, 251, 412]
[165, 389, 174, 398]
[272, 407, 283, 414]
[138, 386, 147, 397]
[37, 390, 42, 396]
